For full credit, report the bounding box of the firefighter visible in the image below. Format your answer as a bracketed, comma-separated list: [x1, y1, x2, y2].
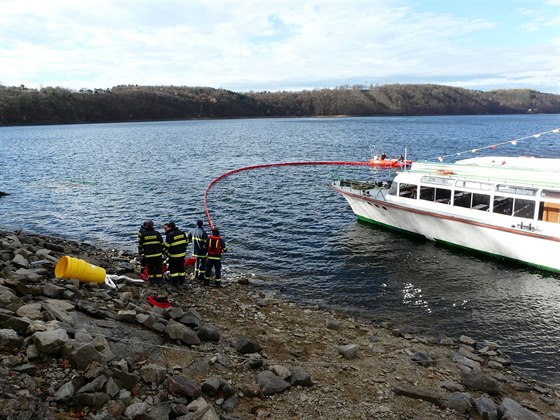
[188, 219, 208, 280]
[204, 227, 228, 287]
[163, 221, 189, 286]
[138, 220, 164, 285]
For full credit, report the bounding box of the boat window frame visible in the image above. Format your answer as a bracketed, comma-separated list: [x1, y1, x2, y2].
[513, 198, 536, 219]
[398, 183, 418, 199]
[455, 180, 493, 191]
[496, 184, 537, 196]
[540, 189, 560, 201]
[420, 176, 454, 186]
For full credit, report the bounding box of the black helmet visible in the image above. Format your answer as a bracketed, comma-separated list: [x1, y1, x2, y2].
[197, 220, 203, 227]
[167, 221, 176, 229]
[145, 220, 154, 229]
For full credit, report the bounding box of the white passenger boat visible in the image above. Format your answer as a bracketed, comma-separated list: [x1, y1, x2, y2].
[331, 156, 560, 272]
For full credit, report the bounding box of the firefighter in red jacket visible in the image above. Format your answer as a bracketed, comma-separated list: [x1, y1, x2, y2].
[204, 227, 228, 287]
[138, 220, 164, 285]
[163, 221, 189, 286]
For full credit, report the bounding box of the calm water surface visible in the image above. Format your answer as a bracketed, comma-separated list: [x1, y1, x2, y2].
[1, 115, 559, 385]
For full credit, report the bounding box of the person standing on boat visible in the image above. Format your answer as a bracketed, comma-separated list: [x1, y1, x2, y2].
[188, 220, 209, 281]
[163, 221, 189, 286]
[204, 227, 228, 287]
[138, 220, 165, 285]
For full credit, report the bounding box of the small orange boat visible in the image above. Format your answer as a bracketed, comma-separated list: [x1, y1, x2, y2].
[369, 158, 412, 168]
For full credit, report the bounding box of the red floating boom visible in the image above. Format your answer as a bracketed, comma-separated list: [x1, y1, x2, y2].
[203, 160, 411, 229]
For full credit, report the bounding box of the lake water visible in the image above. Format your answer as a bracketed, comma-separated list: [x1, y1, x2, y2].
[1, 114, 559, 385]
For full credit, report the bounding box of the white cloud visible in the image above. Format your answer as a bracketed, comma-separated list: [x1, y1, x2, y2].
[0, 0, 558, 93]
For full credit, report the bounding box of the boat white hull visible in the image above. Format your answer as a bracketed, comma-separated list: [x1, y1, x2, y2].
[333, 186, 560, 272]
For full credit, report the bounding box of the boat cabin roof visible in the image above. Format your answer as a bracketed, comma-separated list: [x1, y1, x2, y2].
[408, 156, 560, 189]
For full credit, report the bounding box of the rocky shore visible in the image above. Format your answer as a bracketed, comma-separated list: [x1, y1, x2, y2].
[0, 229, 559, 419]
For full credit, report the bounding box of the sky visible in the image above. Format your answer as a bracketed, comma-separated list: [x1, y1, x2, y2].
[1, 0, 559, 94]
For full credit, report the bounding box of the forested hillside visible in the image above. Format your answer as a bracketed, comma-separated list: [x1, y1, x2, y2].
[0, 83, 558, 126]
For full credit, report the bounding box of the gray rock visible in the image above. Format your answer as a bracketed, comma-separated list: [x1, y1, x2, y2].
[269, 365, 291, 380]
[98, 400, 126, 419]
[411, 351, 434, 366]
[177, 308, 203, 328]
[440, 380, 465, 392]
[234, 336, 262, 354]
[336, 343, 359, 360]
[185, 397, 220, 420]
[501, 397, 541, 420]
[76, 375, 107, 394]
[451, 352, 481, 370]
[459, 335, 476, 346]
[140, 363, 167, 385]
[164, 321, 201, 345]
[245, 352, 264, 369]
[222, 396, 239, 412]
[202, 377, 224, 396]
[289, 366, 313, 387]
[116, 309, 137, 323]
[392, 384, 446, 408]
[198, 324, 221, 342]
[0, 313, 32, 334]
[105, 377, 120, 398]
[44, 299, 75, 311]
[459, 346, 484, 363]
[67, 343, 106, 370]
[474, 396, 498, 420]
[42, 283, 66, 298]
[12, 253, 29, 268]
[111, 368, 140, 390]
[147, 403, 172, 419]
[256, 370, 290, 395]
[16, 303, 43, 320]
[42, 302, 73, 324]
[73, 392, 110, 410]
[166, 306, 184, 320]
[0, 329, 23, 351]
[461, 370, 502, 395]
[53, 381, 76, 402]
[447, 392, 472, 414]
[0, 286, 22, 306]
[26, 343, 40, 360]
[123, 402, 151, 419]
[32, 328, 69, 355]
[325, 319, 341, 330]
[167, 375, 202, 398]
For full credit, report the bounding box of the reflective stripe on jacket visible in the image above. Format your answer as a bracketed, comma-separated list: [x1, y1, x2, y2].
[207, 235, 227, 260]
[138, 230, 164, 258]
[189, 226, 209, 257]
[164, 228, 188, 258]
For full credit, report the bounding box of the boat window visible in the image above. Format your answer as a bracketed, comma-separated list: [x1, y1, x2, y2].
[435, 188, 451, 204]
[513, 199, 535, 219]
[453, 190, 472, 208]
[471, 193, 490, 211]
[419, 186, 435, 201]
[496, 185, 537, 196]
[420, 176, 454, 186]
[541, 189, 560, 200]
[455, 180, 492, 191]
[538, 201, 560, 223]
[399, 183, 417, 199]
[492, 196, 514, 215]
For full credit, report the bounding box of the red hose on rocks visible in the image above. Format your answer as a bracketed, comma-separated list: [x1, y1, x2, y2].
[203, 161, 372, 229]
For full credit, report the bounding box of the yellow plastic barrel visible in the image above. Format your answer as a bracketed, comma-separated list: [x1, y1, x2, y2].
[55, 256, 106, 283]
